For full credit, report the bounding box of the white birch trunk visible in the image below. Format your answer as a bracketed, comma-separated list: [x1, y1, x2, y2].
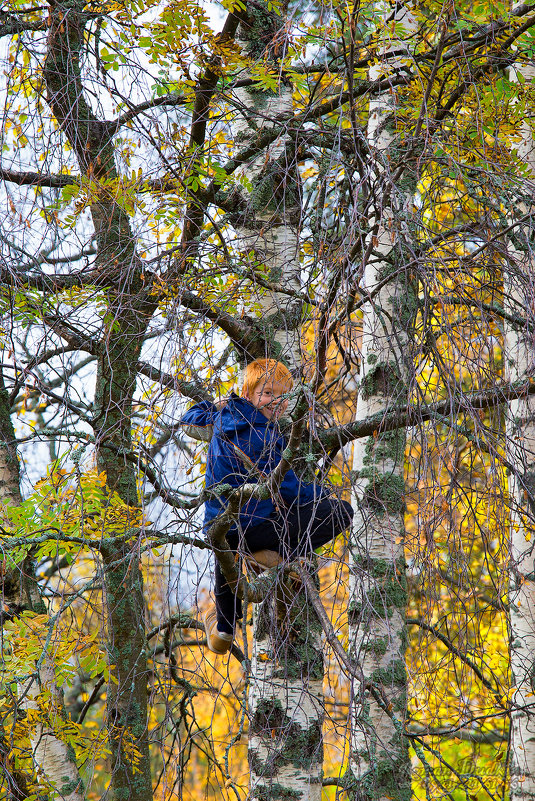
[505, 61, 535, 801]
[230, 14, 324, 798]
[0, 371, 84, 801]
[349, 240, 411, 801]
[248, 589, 324, 801]
[505, 287, 535, 801]
[21, 662, 85, 801]
[232, 82, 302, 367]
[348, 8, 416, 800]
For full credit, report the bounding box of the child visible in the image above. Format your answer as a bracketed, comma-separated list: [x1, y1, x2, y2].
[181, 358, 354, 654]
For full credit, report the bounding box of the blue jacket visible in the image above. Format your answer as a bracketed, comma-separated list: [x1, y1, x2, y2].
[181, 394, 323, 532]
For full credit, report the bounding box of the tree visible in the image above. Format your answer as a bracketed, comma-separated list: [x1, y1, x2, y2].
[504, 60, 535, 801]
[348, 5, 416, 799]
[0, 366, 84, 801]
[1, 0, 535, 799]
[227, 18, 326, 800]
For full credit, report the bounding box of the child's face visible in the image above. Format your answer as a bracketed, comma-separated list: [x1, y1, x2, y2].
[247, 378, 290, 421]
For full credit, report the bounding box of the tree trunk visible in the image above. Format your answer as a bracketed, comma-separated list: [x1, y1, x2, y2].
[348, 237, 412, 801]
[248, 582, 324, 801]
[348, 8, 416, 800]
[232, 85, 302, 363]
[230, 10, 325, 799]
[42, 3, 155, 797]
[0, 367, 85, 801]
[505, 62, 535, 801]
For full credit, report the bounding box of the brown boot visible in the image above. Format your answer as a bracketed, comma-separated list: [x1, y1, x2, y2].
[246, 550, 283, 574]
[202, 604, 233, 655]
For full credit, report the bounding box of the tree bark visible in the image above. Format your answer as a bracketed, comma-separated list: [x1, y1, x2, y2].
[42, 2, 155, 797]
[248, 582, 324, 801]
[348, 7, 416, 800]
[228, 10, 325, 798]
[505, 61, 535, 801]
[0, 367, 85, 801]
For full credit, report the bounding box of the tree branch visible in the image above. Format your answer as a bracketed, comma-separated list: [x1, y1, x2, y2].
[406, 725, 507, 744]
[0, 167, 80, 188]
[109, 93, 188, 132]
[0, 14, 46, 37]
[318, 376, 535, 449]
[407, 618, 504, 700]
[177, 288, 268, 359]
[137, 362, 210, 402]
[179, 7, 247, 268]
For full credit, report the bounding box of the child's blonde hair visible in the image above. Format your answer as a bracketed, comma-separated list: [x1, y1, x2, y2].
[242, 358, 293, 399]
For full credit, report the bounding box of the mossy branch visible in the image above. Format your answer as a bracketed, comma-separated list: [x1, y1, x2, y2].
[318, 375, 535, 450]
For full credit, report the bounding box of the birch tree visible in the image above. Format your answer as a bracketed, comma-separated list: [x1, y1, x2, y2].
[0, 365, 84, 801]
[348, 6, 417, 798]
[223, 7, 325, 800]
[504, 61, 535, 801]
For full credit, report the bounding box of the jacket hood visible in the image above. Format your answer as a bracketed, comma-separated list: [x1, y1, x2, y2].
[215, 393, 270, 437]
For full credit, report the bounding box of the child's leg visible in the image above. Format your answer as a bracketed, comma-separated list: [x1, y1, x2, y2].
[286, 498, 353, 556]
[211, 523, 283, 635]
[214, 561, 242, 634]
[242, 517, 282, 555]
[242, 498, 353, 561]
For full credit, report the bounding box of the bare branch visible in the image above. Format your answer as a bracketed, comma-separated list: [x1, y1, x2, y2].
[0, 167, 80, 188]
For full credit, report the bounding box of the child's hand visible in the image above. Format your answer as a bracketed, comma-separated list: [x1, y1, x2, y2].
[214, 396, 230, 410]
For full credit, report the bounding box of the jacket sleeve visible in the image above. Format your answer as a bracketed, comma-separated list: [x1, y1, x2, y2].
[180, 401, 218, 442]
